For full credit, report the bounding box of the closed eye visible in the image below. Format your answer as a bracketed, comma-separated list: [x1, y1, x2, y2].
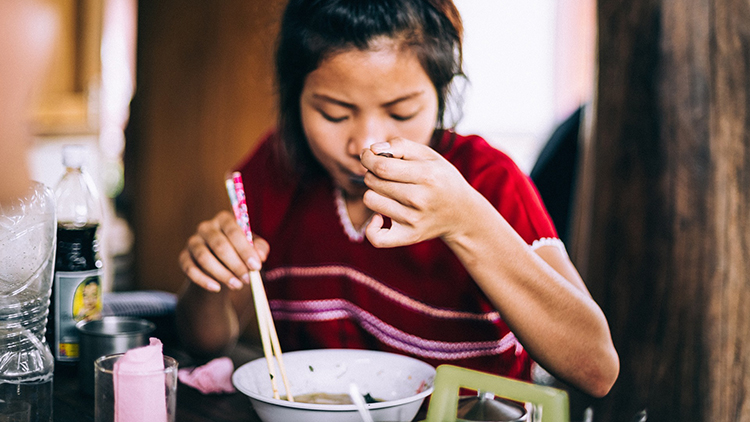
[391, 112, 418, 122]
[320, 110, 348, 123]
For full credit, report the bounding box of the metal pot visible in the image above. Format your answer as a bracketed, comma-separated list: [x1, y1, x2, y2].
[456, 391, 528, 422]
[76, 316, 155, 396]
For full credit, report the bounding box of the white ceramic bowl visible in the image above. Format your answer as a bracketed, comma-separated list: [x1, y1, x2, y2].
[232, 349, 435, 422]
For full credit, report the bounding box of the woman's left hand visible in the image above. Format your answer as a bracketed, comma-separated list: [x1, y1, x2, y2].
[359, 137, 481, 248]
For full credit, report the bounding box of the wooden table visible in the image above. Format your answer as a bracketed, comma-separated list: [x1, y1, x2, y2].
[52, 341, 266, 422]
[51, 340, 433, 421]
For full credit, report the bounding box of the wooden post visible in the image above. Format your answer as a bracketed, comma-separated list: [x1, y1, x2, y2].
[574, 0, 750, 420]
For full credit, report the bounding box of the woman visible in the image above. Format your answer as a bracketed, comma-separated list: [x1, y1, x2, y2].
[176, 0, 619, 397]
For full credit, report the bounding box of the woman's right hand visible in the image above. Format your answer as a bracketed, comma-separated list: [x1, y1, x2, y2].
[179, 210, 269, 292]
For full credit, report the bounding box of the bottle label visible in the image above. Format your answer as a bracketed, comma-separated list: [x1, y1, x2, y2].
[53, 269, 103, 361]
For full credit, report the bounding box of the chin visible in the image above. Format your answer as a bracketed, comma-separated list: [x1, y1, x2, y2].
[340, 179, 367, 198]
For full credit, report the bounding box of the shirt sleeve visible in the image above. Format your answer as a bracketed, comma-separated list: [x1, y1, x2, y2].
[447, 133, 559, 246]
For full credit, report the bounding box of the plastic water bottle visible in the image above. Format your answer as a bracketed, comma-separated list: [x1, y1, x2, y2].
[49, 144, 104, 364]
[0, 181, 56, 422]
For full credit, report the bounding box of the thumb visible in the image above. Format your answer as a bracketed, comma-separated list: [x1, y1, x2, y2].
[366, 214, 411, 248]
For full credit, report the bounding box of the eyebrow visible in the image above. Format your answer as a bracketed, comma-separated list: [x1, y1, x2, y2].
[311, 91, 424, 109]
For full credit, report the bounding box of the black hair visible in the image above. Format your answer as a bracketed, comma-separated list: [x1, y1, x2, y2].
[83, 277, 99, 287]
[274, 0, 464, 174]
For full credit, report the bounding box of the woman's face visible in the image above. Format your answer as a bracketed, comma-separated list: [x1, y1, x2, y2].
[83, 283, 98, 308]
[300, 39, 439, 197]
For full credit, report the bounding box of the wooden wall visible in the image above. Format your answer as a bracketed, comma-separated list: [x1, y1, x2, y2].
[124, 1, 285, 294]
[573, 0, 750, 420]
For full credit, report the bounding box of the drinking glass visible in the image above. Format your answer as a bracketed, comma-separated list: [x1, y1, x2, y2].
[94, 353, 177, 422]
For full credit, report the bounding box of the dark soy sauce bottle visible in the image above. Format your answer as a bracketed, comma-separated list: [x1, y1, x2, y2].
[47, 145, 104, 371]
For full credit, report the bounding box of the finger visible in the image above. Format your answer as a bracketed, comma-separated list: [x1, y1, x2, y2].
[361, 141, 439, 185]
[252, 235, 270, 262]
[370, 137, 438, 161]
[216, 211, 264, 274]
[189, 230, 247, 290]
[363, 168, 433, 209]
[365, 213, 387, 248]
[179, 249, 222, 292]
[362, 188, 419, 223]
[360, 151, 419, 184]
[365, 215, 418, 248]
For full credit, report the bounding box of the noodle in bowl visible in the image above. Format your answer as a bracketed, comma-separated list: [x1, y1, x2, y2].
[232, 349, 435, 422]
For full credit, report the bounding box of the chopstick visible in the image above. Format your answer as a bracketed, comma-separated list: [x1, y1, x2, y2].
[225, 172, 294, 402]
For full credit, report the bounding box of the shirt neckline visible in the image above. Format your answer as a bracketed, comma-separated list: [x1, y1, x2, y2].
[334, 187, 370, 243]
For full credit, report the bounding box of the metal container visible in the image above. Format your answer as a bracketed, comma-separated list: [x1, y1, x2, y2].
[76, 316, 155, 396]
[456, 392, 528, 422]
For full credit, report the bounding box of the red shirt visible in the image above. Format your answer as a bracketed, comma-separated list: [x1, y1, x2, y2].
[237, 130, 558, 381]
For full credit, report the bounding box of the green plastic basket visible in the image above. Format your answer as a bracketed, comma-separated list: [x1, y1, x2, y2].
[423, 365, 569, 422]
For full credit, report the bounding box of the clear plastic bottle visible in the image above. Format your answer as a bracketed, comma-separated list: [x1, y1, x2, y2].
[0, 181, 56, 422]
[48, 145, 104, 364]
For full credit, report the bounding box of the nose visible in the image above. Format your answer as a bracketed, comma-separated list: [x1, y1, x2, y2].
[347, 115, 389, 156]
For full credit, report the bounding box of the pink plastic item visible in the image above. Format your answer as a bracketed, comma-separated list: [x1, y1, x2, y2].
[178, 356, 236, 394]
[113, 338, 167, 422]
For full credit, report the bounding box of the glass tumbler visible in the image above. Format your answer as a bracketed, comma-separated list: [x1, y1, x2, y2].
[94, 353, 178, 422]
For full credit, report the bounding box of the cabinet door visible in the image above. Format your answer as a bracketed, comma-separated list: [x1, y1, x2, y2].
[33, 0, 102, 135]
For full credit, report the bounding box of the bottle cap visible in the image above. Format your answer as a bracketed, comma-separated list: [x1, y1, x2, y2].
[62, 144, 85, 169]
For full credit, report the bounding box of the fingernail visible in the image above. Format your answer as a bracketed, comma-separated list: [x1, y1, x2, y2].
[241, 273, 251, 284]
[229, 277, 243, 290]
[208, 282, 221, 292]
[247, 257, 262, 271]
[371, 142, 391, 154]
